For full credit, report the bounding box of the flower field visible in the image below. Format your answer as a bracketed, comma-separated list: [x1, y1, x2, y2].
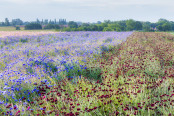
[0, 31, 173, 116]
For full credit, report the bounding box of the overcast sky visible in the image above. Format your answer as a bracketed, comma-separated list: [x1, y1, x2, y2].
[0, 0, 174, 23]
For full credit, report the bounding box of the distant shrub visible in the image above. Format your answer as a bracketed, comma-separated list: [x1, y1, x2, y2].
[25, 23, 42, 30]
[44, 24, 54, 29]
[16, 26, 20, 30]
[54, 24, 60, 29]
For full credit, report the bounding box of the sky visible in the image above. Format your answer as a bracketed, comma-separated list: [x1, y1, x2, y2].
[0, 0, 174, 23]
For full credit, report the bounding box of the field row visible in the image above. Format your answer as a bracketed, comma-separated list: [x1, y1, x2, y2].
[0, 32, 173, 116]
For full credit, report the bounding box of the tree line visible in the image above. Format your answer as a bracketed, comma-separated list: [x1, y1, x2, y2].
[0, 18, 174, 31]
[0, 18, 67, 26]
[65, 19, 174, 32]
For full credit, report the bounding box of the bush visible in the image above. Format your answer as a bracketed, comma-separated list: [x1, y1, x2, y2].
[16, 26, 20, 30]
[43, 24, 60, 29]
[24, 23, 42, 30]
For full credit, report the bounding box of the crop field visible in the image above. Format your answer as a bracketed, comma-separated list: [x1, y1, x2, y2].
[0, 31, 173, 116]
[0, 27, 24, 31]
[0, 31, 58, 38]
[0, 26, 56, 32]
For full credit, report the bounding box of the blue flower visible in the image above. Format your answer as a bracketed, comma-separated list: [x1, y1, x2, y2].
[41, 79, 47, 83]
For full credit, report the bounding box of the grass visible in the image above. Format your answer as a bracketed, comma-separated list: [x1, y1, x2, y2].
[0, 32, 173, 116]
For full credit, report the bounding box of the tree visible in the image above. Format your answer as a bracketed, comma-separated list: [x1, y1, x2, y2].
[59, 19, 67, 25]
[117, 21, 126, 31]
[135, 21, 142, 30]
[104, 20, 111, 24]
[126, 19, 136, 31]
[5, 18, 10, 26]
[44, 19, 48, 25]
[143, 23, 151, 32]
[115, 24, 122, 32]
[97, 25, 104, 31]
[171, 21, 174, 31]
[54, 24, 60, 29]
[103, 27, 114, 31]
[156, 25, 163, 31]
[0, 22, 5, 26]
[12, 19, 23, 26]
[156, 18, 171, 31]
[36, 18, 40, 24]
[44, 24, 60, 29]
[97, 21, 102, 24]
[162, 23, 172, 31]
[44, 24, 55, 29]
[151, 23, 157, 28]
[108, 24, 117, 31]
[68, 21, 78, 28]
[90, 25, 98, 31]
[82, 23, 90, 27]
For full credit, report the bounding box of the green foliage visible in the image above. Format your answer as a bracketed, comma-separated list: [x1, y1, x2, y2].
[26, 60, 58, 76]
[24, 23, 42, 30]
[44, 24, 60, 29]
[12, 83, 40, 103]
[68, 21, 78, 28]
[162, 23, 172, 31]
[12, 18, 23, 26]
[19, 38, 28, 43]
[60, 19, 143, 32]
[0, 61, 6, 70]
[61, 62, 102, 83]
[5, 18, 10, 26]
[135, 21, 143, 30]
[15, 26, 20, 30]
[143, 23, 151, 32]
[63, 27, 73, 32]
[126, 19, 136, 31]
[100, 45, 114, 53]
[103, 27, 114, 31]
[144, 59, 164, 79]
[90, 25, 98, 31]
[84, 67, 102, 81]
[157, 19, 172, 31]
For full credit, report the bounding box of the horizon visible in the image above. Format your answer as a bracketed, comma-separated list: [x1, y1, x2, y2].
[0, 0, 174, 23]
[0, 18, 172, 24]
